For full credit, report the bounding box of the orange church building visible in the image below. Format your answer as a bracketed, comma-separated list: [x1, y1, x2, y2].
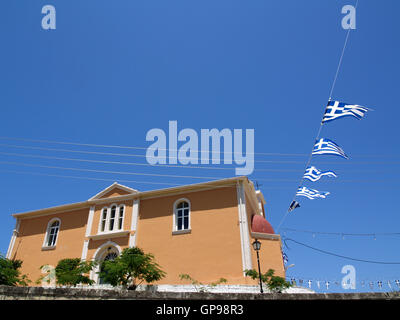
[6, 176, 285, 288]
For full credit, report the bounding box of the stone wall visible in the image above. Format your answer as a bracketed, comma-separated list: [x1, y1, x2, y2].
[1, 285, 400, 300]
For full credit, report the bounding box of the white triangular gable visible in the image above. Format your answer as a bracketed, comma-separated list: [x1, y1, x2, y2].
[88, 182, 138, 200]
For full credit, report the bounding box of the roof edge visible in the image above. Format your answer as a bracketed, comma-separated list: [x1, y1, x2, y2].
[12, 176, 248, 218]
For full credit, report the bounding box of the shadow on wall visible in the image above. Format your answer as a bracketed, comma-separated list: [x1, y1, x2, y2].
[16, 209, 89, 237]
[139, 186, 238, 220]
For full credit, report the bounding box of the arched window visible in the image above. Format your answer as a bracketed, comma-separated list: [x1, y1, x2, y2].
[44, 218, 60, 248]
[174, 199, 190, 232]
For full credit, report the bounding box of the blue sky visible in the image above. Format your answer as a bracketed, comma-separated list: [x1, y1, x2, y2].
[1, 0, 400, 293]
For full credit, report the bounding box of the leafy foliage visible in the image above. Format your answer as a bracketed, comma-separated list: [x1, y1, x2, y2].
[99, 247, 166, 290]
[179, 274, 227, 292]
[55, 258, 95, 287]
[245, 268, 292, 293]
[0, 255, 30, 286]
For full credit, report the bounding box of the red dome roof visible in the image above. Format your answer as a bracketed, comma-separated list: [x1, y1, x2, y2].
[251, 215, 275, 234]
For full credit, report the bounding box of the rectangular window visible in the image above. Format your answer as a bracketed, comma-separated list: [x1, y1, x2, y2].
[183, 215, 189, 230]
[118, 206, 124, 230]
[101, 209, 107, 232]
[177, 217, 183, 230]
[109, 206, 116, 231]
[47, 226, 58, 246]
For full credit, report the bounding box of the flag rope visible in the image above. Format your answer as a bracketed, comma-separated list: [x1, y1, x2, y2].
[276, 0, 359, 233]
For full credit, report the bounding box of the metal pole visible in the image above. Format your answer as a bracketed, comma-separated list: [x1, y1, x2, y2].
[256, 250, 263, 293]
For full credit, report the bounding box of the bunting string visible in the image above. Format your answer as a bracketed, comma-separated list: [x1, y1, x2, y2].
[276, 0, 366, 232]
[286, 275, 400, 292]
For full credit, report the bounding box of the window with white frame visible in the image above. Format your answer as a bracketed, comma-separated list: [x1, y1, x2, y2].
[174, 200, 190, 231]
[44, 219, 60, 247]
[118, 206, 124, 230]
[99, 204, 125, 233]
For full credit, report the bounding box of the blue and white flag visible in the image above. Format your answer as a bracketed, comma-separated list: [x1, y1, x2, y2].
[322, 100, 369, 123]
[312, 138, 349, 159]
[282, 251, 288, 266]
[288, 200, 300, 212]
[296, 186, 330, 200]
[303, 166, 337, 182]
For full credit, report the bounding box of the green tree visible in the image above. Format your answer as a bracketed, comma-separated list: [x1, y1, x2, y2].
[55, 258, 95, 287]
[0, 255, 30, 286]
[99, 247, 166, 290]
[245, 268, 292, 293]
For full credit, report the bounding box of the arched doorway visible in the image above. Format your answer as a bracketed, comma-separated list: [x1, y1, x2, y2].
[98, 249, 118, 284]
[91, 241, 121, 285]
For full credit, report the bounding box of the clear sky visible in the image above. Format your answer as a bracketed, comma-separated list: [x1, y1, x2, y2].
[1, 0, 399, 293]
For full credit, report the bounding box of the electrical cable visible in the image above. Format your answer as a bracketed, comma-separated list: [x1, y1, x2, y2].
[283, 237, 400, 265]
[281, 227, 400, 237]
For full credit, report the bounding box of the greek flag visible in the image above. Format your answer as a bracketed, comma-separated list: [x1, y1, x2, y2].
[303, 166, 337, 182]
[296, 186, 330, 200]
[312, 138, 349, 159]
[322, 100, 369, 123]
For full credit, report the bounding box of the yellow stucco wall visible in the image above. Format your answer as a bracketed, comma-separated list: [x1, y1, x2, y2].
[9, 183, 284, 287]
[136, 186, 246, 285]
[11, 208, 89, 284]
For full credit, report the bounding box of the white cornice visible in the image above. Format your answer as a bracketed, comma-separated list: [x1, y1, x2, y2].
[12, 176, 249, 219]
[87, 230, 130, 241]
[250, 232, 281, 241]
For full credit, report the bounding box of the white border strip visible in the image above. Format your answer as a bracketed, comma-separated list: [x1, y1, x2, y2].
[81, 240, 89, 260]
[129, 199, 140, 247]
[85, 206, 95, 237]
[6, 219, 20, 259]
[236, 181, 253, 274]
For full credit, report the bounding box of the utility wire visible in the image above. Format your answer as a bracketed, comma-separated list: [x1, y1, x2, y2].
[3, 143, 400, 166]
[0, 169, 240, 191]
[0, 150, 311, 172]
[0, 143, 308, 164]
[281, 227, 400, 237]
[0, 169, 180, 186]
[0, 136, 307, 157]
[283, 237, 400, 265]
[0, 160, 298, 183]
[0, 160, 226, 180]
[1, 136, 400, 159]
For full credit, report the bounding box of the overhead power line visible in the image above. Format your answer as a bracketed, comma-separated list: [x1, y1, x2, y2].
[0, 169, 240, 192]
[281, 227, 400, 238]
[0, 136, 307, 157]
[0, 143, 308, 164]
[0, 160, 225, 180]
[0, 169, 179, 186]
[2, 143, 400, 166]
[2, 149, 400, 175]
[283, 237, 400, 265]
[0, 150, 307, 172]
[2, 159, 400, 185]
[1, 136, 400, 159]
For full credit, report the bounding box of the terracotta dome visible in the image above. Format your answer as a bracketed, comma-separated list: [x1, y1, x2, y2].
[251, 215, 275, 234]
